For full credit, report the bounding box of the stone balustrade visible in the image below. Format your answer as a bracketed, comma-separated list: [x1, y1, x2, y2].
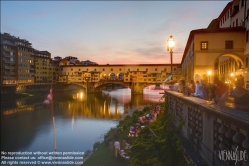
[164, 90, 249, 166]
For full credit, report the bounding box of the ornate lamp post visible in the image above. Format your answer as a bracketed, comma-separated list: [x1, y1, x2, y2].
[84, 73, 91, 93]
[167, 35, 175, 79]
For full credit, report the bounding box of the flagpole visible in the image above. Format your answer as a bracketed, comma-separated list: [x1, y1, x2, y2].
[51, 84, 58, 166]
[43, 84, 58, 165]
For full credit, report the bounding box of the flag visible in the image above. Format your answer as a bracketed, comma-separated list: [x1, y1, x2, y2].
[43, 88, 53, 104]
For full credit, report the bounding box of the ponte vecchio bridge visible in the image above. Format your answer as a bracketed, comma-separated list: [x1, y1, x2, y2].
[58, 64, 181, 93]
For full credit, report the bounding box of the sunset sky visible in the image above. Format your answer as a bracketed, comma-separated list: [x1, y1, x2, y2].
[1, 1, 230, 64]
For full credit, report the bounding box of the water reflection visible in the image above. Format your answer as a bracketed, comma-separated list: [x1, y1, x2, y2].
[1, 88, 164, 158]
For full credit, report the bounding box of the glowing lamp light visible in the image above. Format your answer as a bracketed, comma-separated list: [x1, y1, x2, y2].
[167, 35, 175, 51]
[128, 132, 135, 137]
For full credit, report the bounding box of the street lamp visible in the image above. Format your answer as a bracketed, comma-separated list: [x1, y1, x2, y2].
[207, 70, 212, 83]
[84, 73, 91, 93]
[167, 35, 175, 79]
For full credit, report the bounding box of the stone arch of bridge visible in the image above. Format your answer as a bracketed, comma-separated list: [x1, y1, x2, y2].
[66, 83, 87, 89]
[63, 81, 162, 94]
[94, 81, 130, 90]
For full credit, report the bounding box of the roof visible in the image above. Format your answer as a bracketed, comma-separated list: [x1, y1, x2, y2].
[60, 63, 181, 67]
[207, 18, 219, 29]
[217, 1, 233, 21]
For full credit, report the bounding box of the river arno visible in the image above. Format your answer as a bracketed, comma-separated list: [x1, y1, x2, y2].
[1, 87, 164, 165]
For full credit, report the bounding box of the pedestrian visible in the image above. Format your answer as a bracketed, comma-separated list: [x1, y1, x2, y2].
[114, 139, 120, 157]
[231, 77, 249, 111]
[189, 80, 196, 94]
[213, 76, 229, 104]
[122, 139, 126, 150]
[194, 80, 203, 98]
[200, 79, 208, 100]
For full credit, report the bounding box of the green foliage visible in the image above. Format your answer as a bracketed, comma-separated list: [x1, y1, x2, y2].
[129, 98, 188, 166]
[93, 141, 101, 150]
[84, 98, 188, 166]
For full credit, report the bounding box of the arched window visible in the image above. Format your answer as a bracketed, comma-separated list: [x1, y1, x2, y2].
[118, 73, 124, 80]
[110, 73, 116, 80]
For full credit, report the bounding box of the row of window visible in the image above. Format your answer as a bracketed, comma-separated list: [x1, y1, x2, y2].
[18, 52, 33, 57]
[19, 69, 30, 73]
[36, 63, 48, 66]
[4, 51, 15, 56]
[17, 80, 33, 83]
[3, 45, 15, 50]
[37, 59, 48, 62]
[35, 54, 50, 58]
[220, 7, 231, 26]
[36, 67, 49, 70]
[3, 75, 15, 78]
[3, 80, 17, 84]
[4, 57, 14, 62]
[35, 80, 52, 83]
[201, 41, 234, 50]
[18, 58, 33, 63]
[67, 68, 173, 72]
[35, 72, 48, 74]
[18, 64, 30, 67]
[17, 41, 30, 47]
[18, 74, 34, 77]
[220, 0, 246, 28]
[18, 47, 32, 52]
[35, 76, 50, 79]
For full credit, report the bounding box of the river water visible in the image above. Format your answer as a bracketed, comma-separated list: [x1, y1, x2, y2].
[1, 86, 165, 165]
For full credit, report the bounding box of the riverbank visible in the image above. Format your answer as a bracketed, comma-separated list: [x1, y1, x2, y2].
[81, 104, 157, 166]
[82, 100, 189, 166]
[82, 105, 152, 165]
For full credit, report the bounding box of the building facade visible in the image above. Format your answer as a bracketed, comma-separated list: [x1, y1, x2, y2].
[58, 64, 181, 84]
[34, 50, 51, 84]
[1, 33, 59, 93]
[1, 33, 35, 93]
[58, 64, 181, 93]
[181, 0, 249, 88]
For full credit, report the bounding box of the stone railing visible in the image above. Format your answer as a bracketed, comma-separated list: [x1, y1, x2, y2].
[164, 90, 249, 166]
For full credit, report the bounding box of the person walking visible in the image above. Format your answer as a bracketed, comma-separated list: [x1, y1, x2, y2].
[114, 140, 120, 157]
[194, 80, 203, 98]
